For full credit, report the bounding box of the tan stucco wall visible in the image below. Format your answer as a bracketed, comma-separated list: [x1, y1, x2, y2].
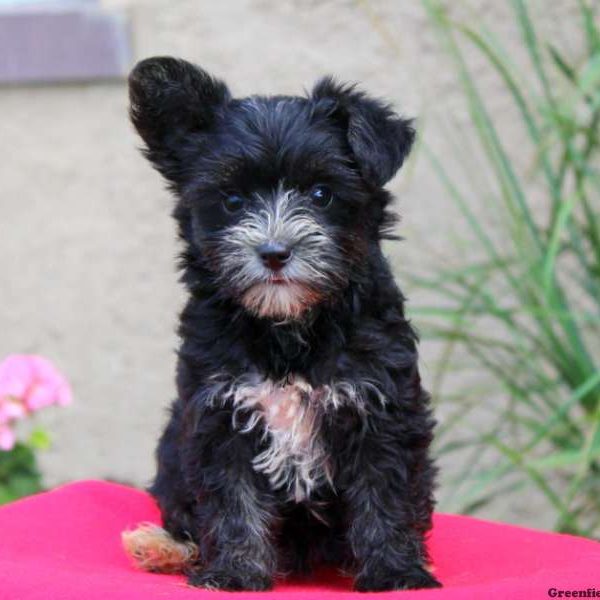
[0, 0, 578, 526]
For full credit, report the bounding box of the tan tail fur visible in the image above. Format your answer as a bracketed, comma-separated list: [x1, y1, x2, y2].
[122, 523, 198, 573]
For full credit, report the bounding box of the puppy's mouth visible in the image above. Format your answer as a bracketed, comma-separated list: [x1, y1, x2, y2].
[267, 274, 289, 285]
[241, 279, 320, 319]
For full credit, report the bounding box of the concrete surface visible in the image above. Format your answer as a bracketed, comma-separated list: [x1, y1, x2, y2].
[0, 0, 581, 527]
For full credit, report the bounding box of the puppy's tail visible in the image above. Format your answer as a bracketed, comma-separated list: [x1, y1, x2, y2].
[122, 523, 199, 573]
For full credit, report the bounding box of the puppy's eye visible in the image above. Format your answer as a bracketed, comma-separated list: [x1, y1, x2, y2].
[222, 193, 245, 213]
[309, 184, 333, 208]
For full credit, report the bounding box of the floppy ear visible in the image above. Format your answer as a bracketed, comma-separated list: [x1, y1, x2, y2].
[311, 77, 415, 187]
[128, 57, 230, 178]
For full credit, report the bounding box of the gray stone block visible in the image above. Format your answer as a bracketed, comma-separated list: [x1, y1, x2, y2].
[0, 2, 131, 83]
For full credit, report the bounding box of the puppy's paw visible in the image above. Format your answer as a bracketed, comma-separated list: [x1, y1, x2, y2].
[354, 564, 441, 592]
[188, 568, 272, 591]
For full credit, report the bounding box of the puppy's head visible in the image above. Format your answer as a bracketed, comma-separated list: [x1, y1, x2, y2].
[129, 57, 414, 320]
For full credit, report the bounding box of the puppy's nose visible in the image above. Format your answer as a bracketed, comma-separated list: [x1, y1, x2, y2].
[257, 241, 292, 271]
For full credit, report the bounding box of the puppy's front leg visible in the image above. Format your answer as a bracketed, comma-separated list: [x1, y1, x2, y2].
[182, 407, 278, 591]
[343, 427, 441, 591]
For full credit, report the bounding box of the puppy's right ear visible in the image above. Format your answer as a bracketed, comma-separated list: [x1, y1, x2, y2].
[311, 77, 414, 188]
[128, 57, 230, 179]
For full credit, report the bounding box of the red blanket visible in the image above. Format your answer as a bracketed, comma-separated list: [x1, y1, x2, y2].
[0, 480, 597, 599]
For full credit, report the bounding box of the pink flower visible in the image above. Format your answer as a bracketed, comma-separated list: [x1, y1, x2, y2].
[0, 400, 26, 424]
[0, 356, 30, 400]
[0, 354, 72, 414]
[0, 355, 71, 452]
[0, 424, 16, 451]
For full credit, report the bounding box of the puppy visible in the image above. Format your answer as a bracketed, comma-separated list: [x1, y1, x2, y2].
[122, 57, 440, 592]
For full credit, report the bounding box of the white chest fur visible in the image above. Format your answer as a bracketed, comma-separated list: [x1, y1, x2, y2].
[232, 377, 330, 502]
[207, 373, 383, 502]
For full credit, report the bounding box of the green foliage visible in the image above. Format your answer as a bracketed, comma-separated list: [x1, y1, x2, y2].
[416, 0, 600, 536]
[0, 443, 43, 504]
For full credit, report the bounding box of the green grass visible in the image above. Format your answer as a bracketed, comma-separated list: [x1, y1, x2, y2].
[408, 0, 600, 536]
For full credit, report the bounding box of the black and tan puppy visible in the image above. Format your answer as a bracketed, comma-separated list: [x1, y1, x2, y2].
[122, 57, 440, 592]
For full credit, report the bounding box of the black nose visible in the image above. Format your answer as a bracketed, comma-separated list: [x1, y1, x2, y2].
[257, 241, 292, 271]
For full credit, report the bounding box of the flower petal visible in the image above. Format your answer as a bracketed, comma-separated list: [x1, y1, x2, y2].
[0, 354, 72, 411]
[0, 400, 26, 422]
[0, 355, 35, 400]
[25, 384, 56, 411]
[0, 424, 16, 451]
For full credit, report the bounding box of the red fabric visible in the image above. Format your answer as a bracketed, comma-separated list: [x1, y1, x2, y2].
[0, 481, 597, 599]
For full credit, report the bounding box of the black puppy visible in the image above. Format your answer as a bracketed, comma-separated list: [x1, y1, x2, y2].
[122, 57, 440, 592]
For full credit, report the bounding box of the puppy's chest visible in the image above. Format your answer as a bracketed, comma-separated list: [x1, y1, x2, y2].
[229, 377, 334, 503]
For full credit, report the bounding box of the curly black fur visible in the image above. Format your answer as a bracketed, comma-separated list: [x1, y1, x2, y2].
[128, 56, 440, 592]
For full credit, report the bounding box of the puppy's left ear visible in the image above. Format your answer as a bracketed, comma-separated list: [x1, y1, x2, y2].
[128, 57, 231, 181]
[312, 77, 415, 187]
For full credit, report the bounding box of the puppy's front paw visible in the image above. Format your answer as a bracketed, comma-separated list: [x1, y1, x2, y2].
[188, 568, 272, 591]
[354, 564, 441, 592]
